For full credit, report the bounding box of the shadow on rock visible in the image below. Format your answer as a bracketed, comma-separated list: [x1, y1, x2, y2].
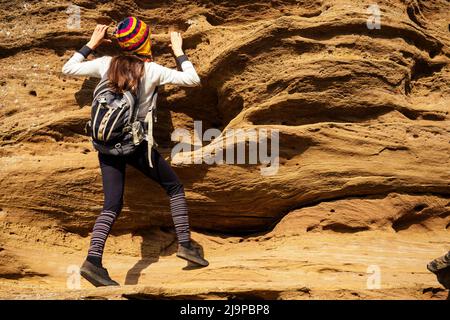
[75, 77, 98, 108]
[124, 229, 207, 284]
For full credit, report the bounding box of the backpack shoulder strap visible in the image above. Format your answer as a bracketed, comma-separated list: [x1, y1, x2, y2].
[123, 91, 137, 125]
[149, 86, 158, 122]
[93, 74, 111, 102]
[123, 91, 136, 108]
[150, 86, 158, 109]
[124, 78, 143, 124]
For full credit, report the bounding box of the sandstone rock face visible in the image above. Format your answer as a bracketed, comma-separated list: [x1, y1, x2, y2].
[0, 0, 449, 299]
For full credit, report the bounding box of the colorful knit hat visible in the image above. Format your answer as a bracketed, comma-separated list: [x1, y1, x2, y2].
[113, 17, 152, 57]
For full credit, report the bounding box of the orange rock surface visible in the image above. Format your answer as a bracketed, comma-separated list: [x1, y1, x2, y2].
[0, 0, 449, 299]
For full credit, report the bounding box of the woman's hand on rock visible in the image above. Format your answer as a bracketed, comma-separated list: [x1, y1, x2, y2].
[170, 31, 184, 57]
[87, 24, 111, 50]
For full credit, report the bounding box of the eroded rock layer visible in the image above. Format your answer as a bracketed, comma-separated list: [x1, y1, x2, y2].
[0, 0, 449, 299]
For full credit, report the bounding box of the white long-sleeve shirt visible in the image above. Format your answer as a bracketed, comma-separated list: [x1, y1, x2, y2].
[61, 52, 201, 119]
[62, 51, 200, 167]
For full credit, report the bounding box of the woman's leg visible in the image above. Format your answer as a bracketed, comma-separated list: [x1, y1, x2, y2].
[87, 153, 126, 267]
[127, 143, 191, 246]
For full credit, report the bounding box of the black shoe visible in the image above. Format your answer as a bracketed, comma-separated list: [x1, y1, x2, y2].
[80, 260, 120, 287]
[427, 253, 450, 274]
[177, 244, 209, 267]
[436, 266, 450, 290]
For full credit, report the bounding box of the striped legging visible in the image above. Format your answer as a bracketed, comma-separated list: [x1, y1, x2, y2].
[87, 142, 190, 262]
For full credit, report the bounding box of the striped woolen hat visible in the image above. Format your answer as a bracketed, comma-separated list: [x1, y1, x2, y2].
[113, 17, 152, 57]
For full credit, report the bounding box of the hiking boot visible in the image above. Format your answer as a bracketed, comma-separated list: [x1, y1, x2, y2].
[177, 244, 209, 267]
[436, 266, 450, 289]
[427, 252, 450, 274]
[80, 260, 120, 287]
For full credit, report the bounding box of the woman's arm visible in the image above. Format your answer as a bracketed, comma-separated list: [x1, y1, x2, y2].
[61, 25, 111, 78]
[61, 50, 110, 78]
[152, 57, 201, 87]
[153, 32, 201, 87]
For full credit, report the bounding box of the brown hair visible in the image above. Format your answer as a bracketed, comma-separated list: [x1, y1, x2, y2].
[107, 55, 148, 95]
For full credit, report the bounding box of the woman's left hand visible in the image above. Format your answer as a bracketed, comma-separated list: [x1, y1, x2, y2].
[87, 24, 111, 50]
[169, 31, 184, 57]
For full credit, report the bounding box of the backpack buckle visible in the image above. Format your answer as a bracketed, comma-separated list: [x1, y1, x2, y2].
[122, 125, 132, 133]
[115, 143, 121, 149]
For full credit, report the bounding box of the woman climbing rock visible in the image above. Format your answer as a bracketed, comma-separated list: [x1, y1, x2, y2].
[62, 17, 209, 287]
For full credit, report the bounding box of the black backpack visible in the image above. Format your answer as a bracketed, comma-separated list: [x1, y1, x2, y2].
[85, 75, 150, 156]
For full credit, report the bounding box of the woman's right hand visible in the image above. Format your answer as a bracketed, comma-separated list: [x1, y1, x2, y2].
[170, 31, 184, 57]
[87, 24, 111, 50]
